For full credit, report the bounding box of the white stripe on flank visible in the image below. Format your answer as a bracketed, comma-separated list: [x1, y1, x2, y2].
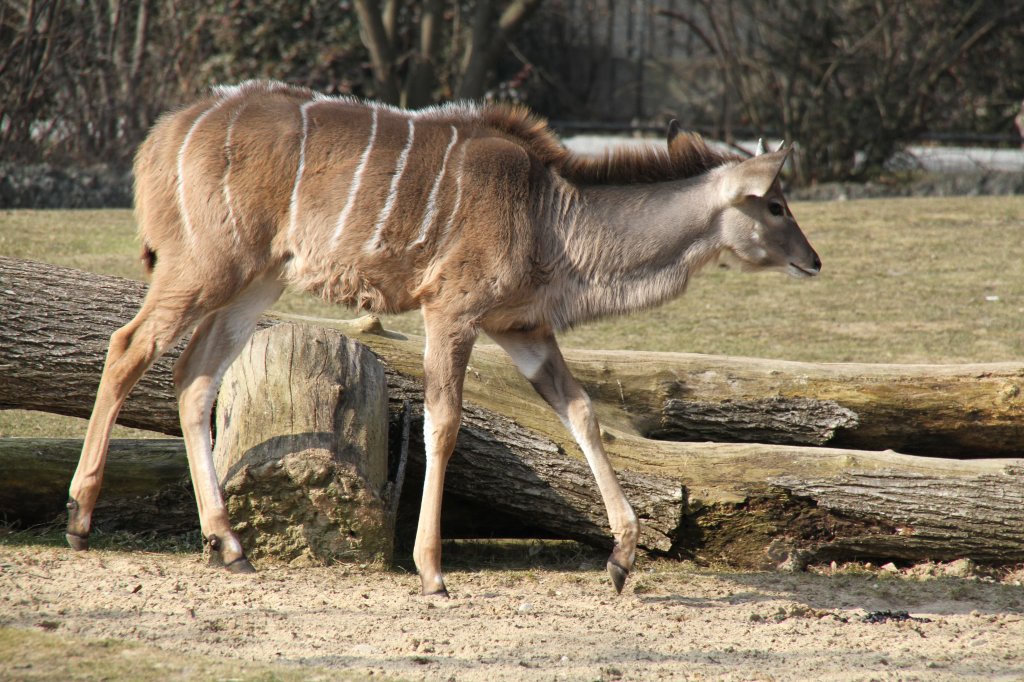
[222, 102, 246, 246]
[177, 100, 226, 250]
[411, 125, 459, 248]
[435, 144, 468, 250]
[331, 108, 379, 247]
[366, 117, 416, 252]
[288, 100, 316, 240]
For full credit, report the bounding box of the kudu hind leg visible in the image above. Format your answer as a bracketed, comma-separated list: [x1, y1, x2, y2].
[489, 330, 639, 593]
[67, 293, 200, 549]
[413, 313, 478, 596]
[173, 276, 284, 572]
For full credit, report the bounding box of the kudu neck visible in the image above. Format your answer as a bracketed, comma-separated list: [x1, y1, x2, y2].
[549, 173, 727, 328]
[579, 177, 721, 246]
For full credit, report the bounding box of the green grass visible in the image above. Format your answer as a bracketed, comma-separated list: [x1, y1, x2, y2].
[2, 196, 1023, 438]
[0, 209, 141, 279]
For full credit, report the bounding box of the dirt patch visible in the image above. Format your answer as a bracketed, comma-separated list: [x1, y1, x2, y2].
[2, 543, 1023, 680]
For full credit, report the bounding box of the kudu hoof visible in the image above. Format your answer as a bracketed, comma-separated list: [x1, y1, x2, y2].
[206, 534, 256, 574]
[419, 574, 450, 598]
[65, 533, 90, 551]
[422, 586, 450, 598]
[607, 559, 630, 594]
[224, 556, 257, 574]
[65, 498, 89, 551]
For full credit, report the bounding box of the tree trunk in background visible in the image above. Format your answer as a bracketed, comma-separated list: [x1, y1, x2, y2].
[402, 0, 444, 109]
[353, 0, 401, 104]
[351, 0, 543, 105]
[456, 0, 543, 100]
[2, 257, 1023, 566]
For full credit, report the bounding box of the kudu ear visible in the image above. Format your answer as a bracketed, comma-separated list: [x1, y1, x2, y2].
[721, 148, 790, 203]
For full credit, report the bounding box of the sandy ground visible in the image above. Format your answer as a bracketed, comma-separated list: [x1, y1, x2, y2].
[2, 543, 1023, 681]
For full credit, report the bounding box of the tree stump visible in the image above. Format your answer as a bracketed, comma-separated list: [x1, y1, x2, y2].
[212, 323, 392, 566]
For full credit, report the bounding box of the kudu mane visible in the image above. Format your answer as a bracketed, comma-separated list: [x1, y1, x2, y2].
[480, 104, 738, 185]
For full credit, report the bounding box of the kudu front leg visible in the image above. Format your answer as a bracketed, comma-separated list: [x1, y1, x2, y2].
[413, 314, 477, 596]
[67, 296, 197, 550]
[489, 330, 639, 593]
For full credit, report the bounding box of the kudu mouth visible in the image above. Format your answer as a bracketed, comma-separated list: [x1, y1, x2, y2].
[787, 254, 822, 279]
[788, 264, 816, 278]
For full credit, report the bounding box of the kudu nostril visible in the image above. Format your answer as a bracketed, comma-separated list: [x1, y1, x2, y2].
[813, 255, 822, 272]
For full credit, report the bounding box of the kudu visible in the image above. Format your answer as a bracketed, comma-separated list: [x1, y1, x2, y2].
[66, 80, 820, 596]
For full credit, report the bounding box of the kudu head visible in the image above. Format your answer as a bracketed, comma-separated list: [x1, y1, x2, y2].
[669, 124, 821, 278]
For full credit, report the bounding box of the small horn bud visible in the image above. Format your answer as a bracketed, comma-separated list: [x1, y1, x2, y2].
[755, 138, 766, 156]
[666, 119, 682, 146]
[775, 139, 786, 153]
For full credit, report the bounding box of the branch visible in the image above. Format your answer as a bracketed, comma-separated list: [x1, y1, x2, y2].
[457, 0, 542, 100]
[655, 8, 718, 56]
[353, 0, 401, 104]
[484, 0, 543, 66]
[401, 0, 442, 108]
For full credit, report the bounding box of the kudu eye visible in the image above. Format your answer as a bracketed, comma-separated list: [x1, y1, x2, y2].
[768, 201, 784, 217]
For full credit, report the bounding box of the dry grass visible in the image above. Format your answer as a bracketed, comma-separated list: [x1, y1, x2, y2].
[2, 195, 1023, 439]
[560, 195, 1024, 363]
[0, 626, 353, 681]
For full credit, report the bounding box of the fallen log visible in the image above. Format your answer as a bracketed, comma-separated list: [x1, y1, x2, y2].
[0, 438, 194, 534]
[2, 257, 1023, 566]
[0, 257, 182, 435]
[3, 256, 1024, 457]
[0, 437, 586, 543]
[4, 434, 1022, 566]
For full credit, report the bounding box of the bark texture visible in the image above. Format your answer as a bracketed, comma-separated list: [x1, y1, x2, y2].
[3, 257, 1024, 566]
[0, 257, 183, 435]
[0, 438, 193, 533]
